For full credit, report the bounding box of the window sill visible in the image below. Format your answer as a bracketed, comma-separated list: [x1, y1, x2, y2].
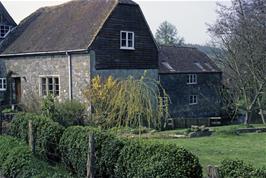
[0, 89, 7, 91]
[120, 47, 135, 50]
[187, 83, 197, 85]
[189, 103, 198, 105]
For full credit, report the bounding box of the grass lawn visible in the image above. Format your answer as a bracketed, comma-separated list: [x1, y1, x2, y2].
[147, 125, 266, 171]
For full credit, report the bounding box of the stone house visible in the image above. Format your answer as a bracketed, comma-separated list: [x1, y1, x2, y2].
[0, 0, 158, 105]
[0, 2, 17, 104]
[159, 46, 222, 126]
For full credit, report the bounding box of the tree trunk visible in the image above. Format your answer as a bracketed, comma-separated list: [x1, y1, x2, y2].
[244, 111, 251, 125]
[259, 108, 265, 124]
[257, 99, 265, 124]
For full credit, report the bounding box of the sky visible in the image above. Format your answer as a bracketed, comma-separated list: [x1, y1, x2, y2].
[1, 0, 231, 45]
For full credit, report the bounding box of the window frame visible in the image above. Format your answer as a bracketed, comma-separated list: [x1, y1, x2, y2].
[187, 74, 197, 85]
[120, 31, 135, 50]
[39, 75, 60, 97]
[0, 25, 12, 38]
[0, 78, 7, 91]
[189, 95, 198, 105]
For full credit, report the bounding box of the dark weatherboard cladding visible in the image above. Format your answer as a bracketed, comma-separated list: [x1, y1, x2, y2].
[90, 2, 158, 69]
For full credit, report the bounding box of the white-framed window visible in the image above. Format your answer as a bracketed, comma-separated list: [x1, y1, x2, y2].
[0, 25, 11, 38]
[120, 31, 135, 50]
[187, 74, 197, 84]
[189, 95, 198, 105]
[0, 78, 7, 91]
[40, 76, 60, 97]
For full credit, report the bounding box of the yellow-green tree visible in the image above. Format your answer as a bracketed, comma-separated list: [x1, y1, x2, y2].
[84, 73, 169, 129]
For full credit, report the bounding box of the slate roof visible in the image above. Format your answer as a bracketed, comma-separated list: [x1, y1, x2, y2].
[0, 0, 137, 54]
[159, 45, 221, 74]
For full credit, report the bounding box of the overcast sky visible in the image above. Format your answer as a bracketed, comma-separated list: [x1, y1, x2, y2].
[2, 0, 231, 45]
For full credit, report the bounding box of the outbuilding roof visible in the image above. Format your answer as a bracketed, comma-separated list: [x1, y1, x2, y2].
[159, 45, 221, 74]
[0, 0, 137, 54]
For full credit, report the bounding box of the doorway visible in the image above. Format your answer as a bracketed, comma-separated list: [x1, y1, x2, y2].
[11, 77, 21, 104]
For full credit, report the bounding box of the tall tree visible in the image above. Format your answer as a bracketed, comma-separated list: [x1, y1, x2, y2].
[209, 0, 266, 124]
[155, 21, 184, 46]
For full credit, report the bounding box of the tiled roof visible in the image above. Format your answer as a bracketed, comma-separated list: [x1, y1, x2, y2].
[0, 0, 137, 54]
[159, 45, 221, 74]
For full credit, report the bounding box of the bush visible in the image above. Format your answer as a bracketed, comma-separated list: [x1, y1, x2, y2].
[42, 95, 87, 126]
[219, 159, 266, 178]
[10, 112, 64, 161]
[0, 136, 73, 178]
[59, 126, 124, 177]
[53, 100, 87, 126]
[115, 141, 202, 178]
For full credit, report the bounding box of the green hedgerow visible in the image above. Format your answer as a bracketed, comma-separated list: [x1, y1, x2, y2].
[219, 159, 266, 178]
[10, 112, 64, 161]
[115, 141, 202, 178]
[0, 136, 73, 178]
[59, 126, 124, 177]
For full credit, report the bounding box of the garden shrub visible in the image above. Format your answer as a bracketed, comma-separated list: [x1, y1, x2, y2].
[10, 112, 64, 161]
[219, 159, 266, 178]
[0, 136, 73, 178]
[59, 126, 124, 177]
[115, 141, 202, 178]
[42, 95, 87, 127]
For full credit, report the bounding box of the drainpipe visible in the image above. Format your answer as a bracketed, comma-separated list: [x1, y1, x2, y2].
[66, 51, 73, 100]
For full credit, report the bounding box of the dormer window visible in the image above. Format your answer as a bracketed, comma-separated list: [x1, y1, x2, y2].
[120, 31, 135, 50]
[0, 25, 11, 38]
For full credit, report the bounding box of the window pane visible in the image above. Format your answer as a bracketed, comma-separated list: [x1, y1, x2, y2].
[41, 78, 46, 85]
[54, 77, 59, 85]
[48, 78, 53, 93]
[121, 32, 126, 40]
[121, 39, 127, 47]
[3, 79, 6, 88]
[128, 40, 133, 47]
[42, 87, 47, 96]
[128, 32, 133, 40]
[54, 77, 59, 96]
[0, 79, 2, 89]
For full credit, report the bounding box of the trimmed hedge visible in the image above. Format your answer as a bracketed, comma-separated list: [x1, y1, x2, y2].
[59, 126, 124, 177]
[219, 159, 266, 178]
[115, 141, 202, 178]
[0, 136, 73, 178]
[10, 112, 64, 161]
[60, 126, 202, 178]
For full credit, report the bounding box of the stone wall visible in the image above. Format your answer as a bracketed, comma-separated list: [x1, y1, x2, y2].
[71, 54, 90, 102]
[1, 53, 90, 105]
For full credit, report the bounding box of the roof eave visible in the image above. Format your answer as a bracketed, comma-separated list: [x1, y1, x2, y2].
[0, 48, 89, 58]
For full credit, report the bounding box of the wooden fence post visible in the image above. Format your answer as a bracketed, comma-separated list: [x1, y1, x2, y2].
[28, 120, 35, 154]
[0, 115, 2, 135]
[86, 133, 95, 178]
[207, 165, 220, 178]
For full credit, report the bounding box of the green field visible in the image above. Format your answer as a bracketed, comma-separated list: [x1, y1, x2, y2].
[147, 125, 266, 171]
